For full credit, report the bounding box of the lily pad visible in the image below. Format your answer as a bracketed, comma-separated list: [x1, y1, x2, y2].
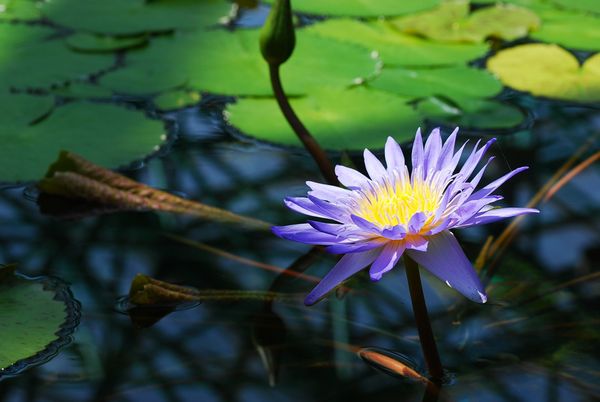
[225, 88, 422, 149]
[262, 0, 441, 17]
[0, 0, 41, 21]
[305, 19, 489, 67]
[2, 93, 54, 127]
[41, 0, 231, 35]
[487, 43, 600, 102]
[391, 0, 540, 43]
[0, 24, 113, 91]
[0, 265, 80, 379]
[50, 82, 114, 99]
[101, 29, 376, 96]
[368, 65, 502, 99]
[66, 33, 148, 53]
[531, 10, 600, 51]
[417, 96, 526, 129]
[549, 0, 600, 14]
[0, 101, 167, 182]
[154, 90, 201, 111]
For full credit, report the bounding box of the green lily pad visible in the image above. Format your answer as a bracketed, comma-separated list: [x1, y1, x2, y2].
[225, 88, 422, 150]
[487, 43, 600, 102]
[391, 0, 540, 43]
[531, 10, 600, 51]
[66, 33, 148, 53]
[0, 0, 41, 21]
[262, 0, 441, 17]
[305, 19, 488, 66]
[0, 24, 113, 91]
[0, 265, 80, 378]
[368, 65, 502, 99]
[417, 96, 525, 129]
[50, 82, 114, 99]
[2, 93, 54, 127]
[154, 90, 201, 111]
[549, 0, 600, 14]
[101, 29, 376, 96]
[41, 0, 231, 35]
[0, 101, 167, 182]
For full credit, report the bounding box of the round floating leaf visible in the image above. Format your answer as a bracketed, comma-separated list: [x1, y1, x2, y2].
[305, 19, 488, 66]
[66, 33, 148, 53]
[41, 0, 231, 35]
[418, 96, 525, 129]
[1, 93, 54, 127]
[0, 101, 167, 182]
[531, 10, 600, 51]
[369, 65, 502, 99]
[549, 0, 600, 14]
[391, 0, 540, 43]
[487, 43, 600, 102]
[101, 29, 376, 96]
[0, 266, 80, 378]
[154, 90, 201, 111]
[0, 0, 41, 21]
[50, 82, 113, 99]
[226, 88, 422, 149]
[263, 0, 441, 17]
[0, 25, 114, 91]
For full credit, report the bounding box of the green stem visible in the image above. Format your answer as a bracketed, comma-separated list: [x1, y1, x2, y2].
[404, 254, 444, 381]
[268, 63, 339, 186]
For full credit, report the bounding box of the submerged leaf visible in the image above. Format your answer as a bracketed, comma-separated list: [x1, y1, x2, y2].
[0, 265, 80, 379]
[487, 44, 600, 102]
[37, 151, 271, 230]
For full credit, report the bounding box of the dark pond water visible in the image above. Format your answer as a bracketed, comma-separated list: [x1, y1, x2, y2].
[0, 95, 599, 402]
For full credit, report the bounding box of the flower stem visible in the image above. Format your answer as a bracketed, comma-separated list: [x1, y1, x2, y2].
[268, 63, 339, 186]
[403, 254, 444, 381]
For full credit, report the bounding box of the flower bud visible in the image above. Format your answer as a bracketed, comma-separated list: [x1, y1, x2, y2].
[259, 0, 295, 65]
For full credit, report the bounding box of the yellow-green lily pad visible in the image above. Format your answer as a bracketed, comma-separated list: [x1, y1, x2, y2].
[487, 43, 600, 102]
[391, 0, 540, 43]
[304, 19, 488, 67]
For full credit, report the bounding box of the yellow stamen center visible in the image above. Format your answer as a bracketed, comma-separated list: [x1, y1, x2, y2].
[356, 176, 443, 229]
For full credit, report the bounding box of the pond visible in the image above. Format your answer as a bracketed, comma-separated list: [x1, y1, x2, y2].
[1, 1, 599, 401]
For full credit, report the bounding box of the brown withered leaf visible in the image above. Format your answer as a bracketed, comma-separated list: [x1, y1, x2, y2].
[37, 151, 271, 230]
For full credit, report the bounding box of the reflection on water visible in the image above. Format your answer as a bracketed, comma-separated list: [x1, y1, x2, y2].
[0, 98, 599, 402]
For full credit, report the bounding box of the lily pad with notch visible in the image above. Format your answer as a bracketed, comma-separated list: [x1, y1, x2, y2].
[0, 264, 80, 380]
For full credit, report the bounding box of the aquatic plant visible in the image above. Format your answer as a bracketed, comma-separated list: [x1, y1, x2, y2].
[273, 128, 539, 305]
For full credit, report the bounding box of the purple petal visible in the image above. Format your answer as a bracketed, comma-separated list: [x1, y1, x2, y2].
[423, 128, 442, 177]
[381, 224, 407, 240]
[405, 230, 487, 303]
[469, 166, 528, 201]
[437, 127, 458, 170]
[351, 214, 381, 233]
[335, 165, 369, 189]
[363, 149, 387, 181]
[370, 242, 405, 281]
[407, 212, 428, 233]
[306, 181, 352, 202]
[457, 207, 539, 228]
[304, 249, 380, 305]
[284, 197, 331, 219]
[456, 138, 496, 182]
[326, 238, 387, 254]
[308, 195, 348, 221]
[405, 235, 428, 251]
[272, 224, 342, 245]
[411, 128, 424, 175]
[385, 136, 405, 172]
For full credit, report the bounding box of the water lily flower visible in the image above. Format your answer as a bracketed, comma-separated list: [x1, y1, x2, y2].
[273, 128, 539, 305]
